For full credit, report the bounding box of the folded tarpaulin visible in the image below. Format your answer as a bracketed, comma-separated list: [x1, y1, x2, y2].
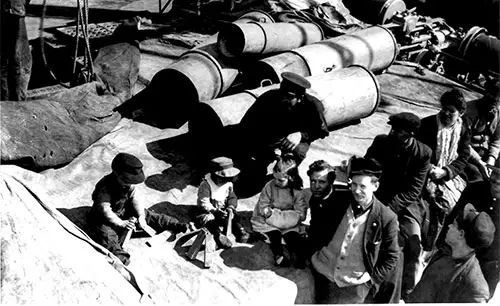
[0, 170, 150, 304]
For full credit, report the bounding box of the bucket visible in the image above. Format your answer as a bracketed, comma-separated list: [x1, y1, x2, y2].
[343, 0, 407, 24]
[218, 22, 324, 57]
[253, 25, 398, 84]
[192, 65, 379, 131]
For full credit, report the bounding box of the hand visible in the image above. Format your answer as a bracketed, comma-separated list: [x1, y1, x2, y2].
[429, 166, 447, 180]
[262, 207, 272, 218]
[202, 213, 215, 224]
[176, 223, 189, 234]
[217, 208, 228, 219]
[479, 160, 492, 179]
[282, 132, 301, 151]
[121, 218, 136, 230]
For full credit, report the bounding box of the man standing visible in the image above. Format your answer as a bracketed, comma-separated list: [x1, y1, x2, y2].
[408, 203, 494, 303]
[310, 157, 400, 304]
[365, 112, 432, 300]
[1, 0, 32, 101]
[87, 152, 190, 265]
[306, 160, 348, 257]
[235, 72, 329, 175]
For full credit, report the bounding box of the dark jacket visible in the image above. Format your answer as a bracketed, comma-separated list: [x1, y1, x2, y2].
[362, 196, 400, 287]
[365, 135, 432, 224]
[314, 193, 400, 288]
[464, 97, 500, 161]
[307, 188, 350, 256]
[238, 89, 329, 147]
[416, 114, 471, 181]
[408, 250, 490, 303]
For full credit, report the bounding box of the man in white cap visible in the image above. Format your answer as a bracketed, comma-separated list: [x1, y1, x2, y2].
[235, 71, 329, 177]
[408, 203, 495, 303]
[196, 156, 249, 248]
[87, 152, 190, 265]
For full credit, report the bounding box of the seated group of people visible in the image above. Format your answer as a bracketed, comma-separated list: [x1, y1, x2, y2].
[85, 72, 500, 304]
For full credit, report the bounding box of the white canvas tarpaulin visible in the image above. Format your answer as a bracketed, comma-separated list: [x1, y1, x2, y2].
[0, 63, 483, 304]
[0, 172, 145, 304]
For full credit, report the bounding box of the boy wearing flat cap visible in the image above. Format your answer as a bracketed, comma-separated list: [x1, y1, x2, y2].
[87, 152, 190, 265]
[236, 72, 329, 177]
[364, 111, 432, 301]
[196, 157, 249, 249]
[408, 203, 495, 303]
[310, 157, 399, 304]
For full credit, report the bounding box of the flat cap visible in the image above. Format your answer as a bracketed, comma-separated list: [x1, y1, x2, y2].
[111, 152, 145, 184]
[463, 203, 496, 249]
[388, 112, 421, 134]
[349, 156, 382, 178]
[281, 72, 311, 94]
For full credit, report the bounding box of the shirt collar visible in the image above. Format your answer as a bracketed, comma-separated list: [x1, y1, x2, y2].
[351, 198, 374, 218]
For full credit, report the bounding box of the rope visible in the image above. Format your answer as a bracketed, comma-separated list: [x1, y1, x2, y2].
[39, 0, 95, 86]
[39, 0, 70, 88]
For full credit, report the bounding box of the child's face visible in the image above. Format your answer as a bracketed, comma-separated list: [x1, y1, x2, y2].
[273, 172, 290, 188]
[212, 173, 229, 186]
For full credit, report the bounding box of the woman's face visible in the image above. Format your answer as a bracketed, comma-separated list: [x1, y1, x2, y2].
[439, 105, 462, 127]
[273, 172, 290, 188]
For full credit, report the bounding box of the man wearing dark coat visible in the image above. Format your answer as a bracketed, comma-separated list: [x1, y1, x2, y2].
[306, 160, 349, 257]
[365, 112, 432, 301]
[235, 72, 329, 174]
[408, 203, 494, 303]
[310, 157, 400, 304]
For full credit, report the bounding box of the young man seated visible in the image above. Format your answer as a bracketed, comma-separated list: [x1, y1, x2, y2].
[87, 152, 189, 265]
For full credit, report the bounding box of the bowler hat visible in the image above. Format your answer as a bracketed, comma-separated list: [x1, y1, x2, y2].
[111, 152, 145, 184]
[210, 157, 240, 178]
[388, 112, 421, 135]
[280, 72, 311, 94]
[349, 156, 382, 178]
[462, 203, 496, 249]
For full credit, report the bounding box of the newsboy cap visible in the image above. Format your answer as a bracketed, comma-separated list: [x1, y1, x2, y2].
[111, 152, 145, 184]
[462, 203, 496, 249]
[210, 156, 240, 178]
[349, 156, 383, 178]
[388, 112, 421, 135]
[280, 72, 311, 94]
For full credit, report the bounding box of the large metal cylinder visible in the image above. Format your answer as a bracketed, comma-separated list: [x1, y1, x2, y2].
[253, 26, 398, 84]
[157, 45, 239, 102]
[343, 0, 407, 24]
[194, 65, 380, 130]
[156, 10, 275, 102]
[458, 26, 500, 73]
[217, 22, 324, 58]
